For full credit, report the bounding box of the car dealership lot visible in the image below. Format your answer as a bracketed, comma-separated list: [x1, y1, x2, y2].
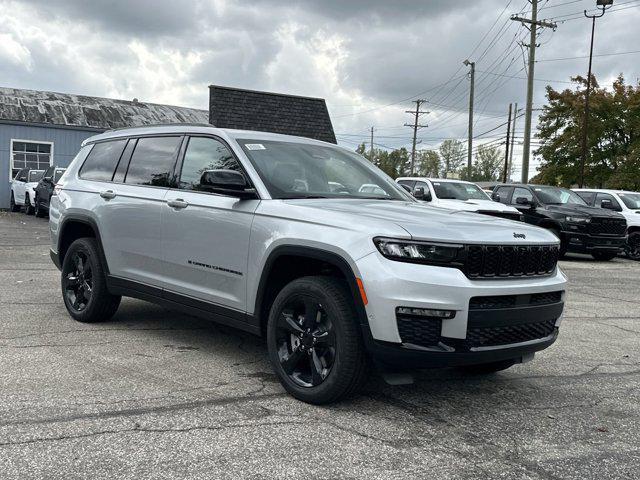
[0, 212, 638, 479]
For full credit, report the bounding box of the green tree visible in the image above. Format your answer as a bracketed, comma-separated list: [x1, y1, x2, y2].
[439, 139, 465, 178]
[535, 75, 640, 189]
[416, 150, 441, 177]
[474, 144, 504, 181]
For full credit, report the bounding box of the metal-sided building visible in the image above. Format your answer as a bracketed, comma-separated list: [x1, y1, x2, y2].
[0, 85, 337, 210]
[0, 87, 208, 209]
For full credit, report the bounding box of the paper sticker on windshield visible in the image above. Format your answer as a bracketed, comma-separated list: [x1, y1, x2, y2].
[245, 143, 266, 150]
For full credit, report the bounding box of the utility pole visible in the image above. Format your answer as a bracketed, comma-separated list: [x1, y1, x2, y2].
[405, 100, 428, 175]
[369, 126, 375, 164]
[508, 102, 518, 181]
[580, 0, 613, 188]
[503, 103, 512, 183]
[512, 1, 556, 183]
[463, 59, 475, 175]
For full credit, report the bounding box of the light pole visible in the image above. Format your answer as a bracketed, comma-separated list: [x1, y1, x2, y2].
[579, 0, 613, 188]
[463, 59, 475, 177]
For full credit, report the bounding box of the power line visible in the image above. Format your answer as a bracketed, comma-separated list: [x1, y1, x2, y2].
[537, 49, 640, 62]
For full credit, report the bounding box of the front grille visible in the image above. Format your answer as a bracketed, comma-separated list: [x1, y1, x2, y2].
[464, 319, 557, 348]
[477, 210, 523, 222]
[396, 313, 442, 347]
[469, 291, 563, 310]
[464, 244, 559, 279]
[588, 217, 627, 236]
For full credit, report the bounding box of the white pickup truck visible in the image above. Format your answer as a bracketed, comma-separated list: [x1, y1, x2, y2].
[10, 168, 45, 214]
[396, 177, 523, 222]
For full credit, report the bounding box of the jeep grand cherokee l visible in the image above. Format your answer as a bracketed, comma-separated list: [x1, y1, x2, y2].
[493, 184, 627, 260]
[49, 125, 567, 404]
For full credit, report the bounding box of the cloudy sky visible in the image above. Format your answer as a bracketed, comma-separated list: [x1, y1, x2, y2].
[1, 0, 639, 177]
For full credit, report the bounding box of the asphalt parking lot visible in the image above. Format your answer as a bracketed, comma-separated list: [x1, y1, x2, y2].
[0, 212, 638, 479]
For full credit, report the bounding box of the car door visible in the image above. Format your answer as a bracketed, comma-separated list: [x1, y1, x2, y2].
[12, 169, 28, 203]
[161, 135, 260, 314]
[511, 187, 544, 225]
[37, 166, 54, 205]
[82, 135, 183, 288]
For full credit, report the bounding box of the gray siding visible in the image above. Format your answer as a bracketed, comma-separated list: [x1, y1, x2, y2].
[1, 123, 98, 208]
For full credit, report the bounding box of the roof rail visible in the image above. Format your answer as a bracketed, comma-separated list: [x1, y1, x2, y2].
[104, 122, 213, 133]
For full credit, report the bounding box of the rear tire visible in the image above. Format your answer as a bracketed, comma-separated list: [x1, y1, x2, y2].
[591, 251, 617, 261]
[459, 359, 516, 375]
[9, 193, 20, 212]
[24, 194, 34, 215]
[61, 238, 121, 323]
[267, 276, 368, 404]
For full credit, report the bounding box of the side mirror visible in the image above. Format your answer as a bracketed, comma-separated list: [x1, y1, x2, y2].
[492, 194, 500, 202]
[200, 169, 256, 199]
[413, 186, 432, 201]
[600, 199, 620, 211]
[516, 197, 534, 208]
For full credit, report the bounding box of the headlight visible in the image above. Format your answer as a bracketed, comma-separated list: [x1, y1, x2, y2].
[565, 216, 591, 224]
[374, 238, 462, 265]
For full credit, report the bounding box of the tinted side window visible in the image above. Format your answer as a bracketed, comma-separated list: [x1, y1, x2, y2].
[125, 136, 182, 187]
[576, 191, 595, 205]
[17, 169, 28, 181]
[178, 137, 240, 191]
[80, 140, 127, 181]
[493, 186, 512, 204]
[43, 166, 54, 179]
[397, 180, 415, 189]
[512, 187, 533, 205]
[595, 193, 621, 209]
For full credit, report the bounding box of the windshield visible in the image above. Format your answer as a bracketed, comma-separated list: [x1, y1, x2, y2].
[534, 186, 587, 205]
[432, 181, 490, 201]
[618, 192, 640, 209]
[54, 169, 66, 183]
[28, 170, 44, 182]
[238, 139, 410, 200]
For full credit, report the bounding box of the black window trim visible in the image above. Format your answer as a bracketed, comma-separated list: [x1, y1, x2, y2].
[173, 133, 261, 200]
[79, 134, 185, 191]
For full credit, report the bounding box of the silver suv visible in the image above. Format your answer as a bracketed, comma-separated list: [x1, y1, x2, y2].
[49, 124, 567, 404]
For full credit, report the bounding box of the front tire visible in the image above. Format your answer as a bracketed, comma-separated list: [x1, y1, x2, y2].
[61, 238, 121, 323]
[459, 359, 516, 375]
[267, 276, 368, 404]
[626, 232, 640, 261]
[34, 195, 46, 218]
[591, 251, 617, 261]
[24, 194, 34, 215]
[9, 193, 20, 212]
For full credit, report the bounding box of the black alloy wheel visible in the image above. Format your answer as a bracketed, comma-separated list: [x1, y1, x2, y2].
[64, 250, 93, 312]
[626, 232, 640, 261]
[267, 276, 368, 404]
[275, 295, 336, 388]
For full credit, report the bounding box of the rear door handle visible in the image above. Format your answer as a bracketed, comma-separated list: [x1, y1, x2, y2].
[167, 198, 189, 209]
[99, 190, 116, 200]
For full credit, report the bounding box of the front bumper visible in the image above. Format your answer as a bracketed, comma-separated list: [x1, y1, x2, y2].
[561, 231, 626, 253]
[355, 250, 566, 367]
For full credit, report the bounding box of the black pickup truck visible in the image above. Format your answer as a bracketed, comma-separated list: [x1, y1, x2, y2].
[492, 184, 627, 260]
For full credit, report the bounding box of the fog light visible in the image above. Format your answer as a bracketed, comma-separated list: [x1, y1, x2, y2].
[397, 307, 456, 319]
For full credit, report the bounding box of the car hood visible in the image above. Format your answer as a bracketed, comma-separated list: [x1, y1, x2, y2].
[279, 199, 558, 244]
[434, 198, 519, 213]
[545, 204, 624, 218]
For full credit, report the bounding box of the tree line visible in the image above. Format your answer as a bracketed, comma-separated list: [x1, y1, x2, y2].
[356, 140, 507, 181]
[533, 75, 640, 190]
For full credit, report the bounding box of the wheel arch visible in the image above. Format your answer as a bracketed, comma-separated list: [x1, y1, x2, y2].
[57, 214, 110, 274]
[254, 245, 368, 335]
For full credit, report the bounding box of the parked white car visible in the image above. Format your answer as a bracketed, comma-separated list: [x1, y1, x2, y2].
[9, 168, 45, 215]
[573, 188, 640, 260]
[396, 177, 523, 221]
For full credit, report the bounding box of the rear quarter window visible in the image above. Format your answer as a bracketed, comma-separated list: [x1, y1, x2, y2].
[79, 140, 128, 182]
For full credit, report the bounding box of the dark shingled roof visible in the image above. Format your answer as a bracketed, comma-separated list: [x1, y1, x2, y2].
[0, 86, 209, 131]
[209, 85, 336, 144]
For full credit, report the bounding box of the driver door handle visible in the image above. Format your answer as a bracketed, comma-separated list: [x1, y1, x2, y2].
[167, 198, 189, 209]
[99, 190, 116, 200]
